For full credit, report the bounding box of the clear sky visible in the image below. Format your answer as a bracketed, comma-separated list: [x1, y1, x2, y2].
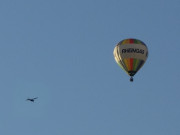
[0, 0, 180, 135]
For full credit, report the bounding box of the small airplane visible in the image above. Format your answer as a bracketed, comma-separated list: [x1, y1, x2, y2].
[26, 97, 38, 102]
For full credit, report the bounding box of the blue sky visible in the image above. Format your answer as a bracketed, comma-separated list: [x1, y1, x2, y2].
[0, 0, 180, 135]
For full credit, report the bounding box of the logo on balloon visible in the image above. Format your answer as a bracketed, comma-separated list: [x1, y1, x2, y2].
[122, 48, 144, 54]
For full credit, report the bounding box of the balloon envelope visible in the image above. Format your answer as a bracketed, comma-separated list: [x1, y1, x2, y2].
[113, 38, 148, 80]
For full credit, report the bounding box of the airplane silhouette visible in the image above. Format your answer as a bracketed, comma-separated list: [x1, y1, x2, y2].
[26, 97, 38, 102]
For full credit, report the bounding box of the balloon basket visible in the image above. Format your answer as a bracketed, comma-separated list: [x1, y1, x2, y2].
[130, 77, 133, 82]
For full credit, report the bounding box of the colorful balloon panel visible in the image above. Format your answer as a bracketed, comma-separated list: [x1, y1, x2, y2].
[113, 38, 148, 77]
[119, 38, 146, 45]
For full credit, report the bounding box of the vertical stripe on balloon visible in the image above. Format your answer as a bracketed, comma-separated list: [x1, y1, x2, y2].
[121, 60, 128, 71]
[136, 60, 144, 72]
[123, 40, 128, 44]
[134, 59, 139, 71]
[123, 59, 129, 71]
[133, 59, 137, 71]
[134, 39, 139, 44]
[130, 58, 133, 71]
[129, 39, 134, 44]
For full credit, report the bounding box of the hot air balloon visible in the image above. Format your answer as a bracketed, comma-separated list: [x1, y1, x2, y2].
[113, 38, 148, 82]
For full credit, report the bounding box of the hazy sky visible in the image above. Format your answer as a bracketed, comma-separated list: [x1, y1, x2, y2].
[0, 0, 180, 135]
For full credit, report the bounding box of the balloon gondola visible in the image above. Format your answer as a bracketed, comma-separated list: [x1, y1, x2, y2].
[130, 76, 133, 82]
